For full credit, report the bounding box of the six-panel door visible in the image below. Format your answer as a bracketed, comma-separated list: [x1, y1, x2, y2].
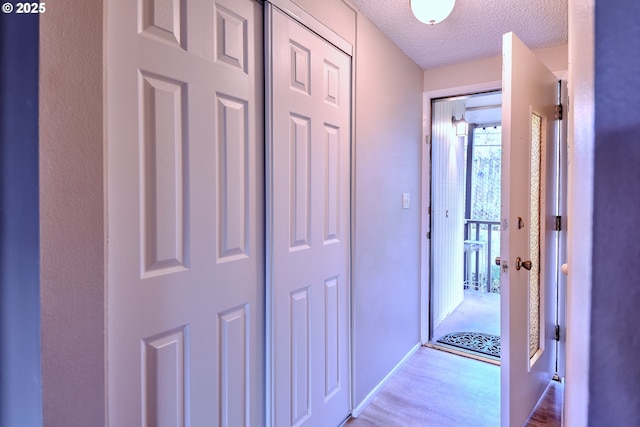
[270, 7, 352, 427]
[500, 32, 559, 427]
[107, 0, 264, 425]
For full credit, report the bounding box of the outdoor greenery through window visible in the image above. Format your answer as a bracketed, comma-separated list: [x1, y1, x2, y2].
[466, 126, 502, 220]
[464, 125, 502, 293]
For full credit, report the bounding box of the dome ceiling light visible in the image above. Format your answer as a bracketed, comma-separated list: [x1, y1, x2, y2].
[410, 0, 456, 25]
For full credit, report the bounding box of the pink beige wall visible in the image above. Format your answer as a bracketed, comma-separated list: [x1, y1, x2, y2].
[39, 1, 106, 425]
[423, 43, 568, 93]
[352, 10, 424, 411]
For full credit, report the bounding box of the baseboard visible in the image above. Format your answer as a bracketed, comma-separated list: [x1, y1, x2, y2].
[350, 342, 421, 418]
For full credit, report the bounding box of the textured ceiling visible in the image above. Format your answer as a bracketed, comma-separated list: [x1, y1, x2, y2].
[349, 0, 568, 70]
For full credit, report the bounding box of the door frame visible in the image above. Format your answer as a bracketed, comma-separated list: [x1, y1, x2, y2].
[420, 81, 502, 345]
[421, 79, 568, 422]
[264, 1, 355, 424]
[555, 80, 568, 379]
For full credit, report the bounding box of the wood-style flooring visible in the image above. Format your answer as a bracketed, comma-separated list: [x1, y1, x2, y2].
[524, 380, 563, 427]
[346, 347, 499, 427]
[345, 346, 562, 427]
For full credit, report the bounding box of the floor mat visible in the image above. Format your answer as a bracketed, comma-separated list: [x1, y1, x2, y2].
[436, 332, 500, 358]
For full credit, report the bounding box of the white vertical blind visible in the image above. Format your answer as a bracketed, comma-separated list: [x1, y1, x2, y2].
[431, 99, 466, 329]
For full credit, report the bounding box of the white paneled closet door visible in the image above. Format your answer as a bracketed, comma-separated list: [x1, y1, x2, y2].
[106, 0, 264, 425]
[267, 2, 352, 426]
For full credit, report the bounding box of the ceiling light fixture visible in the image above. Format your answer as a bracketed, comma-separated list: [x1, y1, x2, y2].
[410, 0, 455, 25]
[452, 115, 468, 137]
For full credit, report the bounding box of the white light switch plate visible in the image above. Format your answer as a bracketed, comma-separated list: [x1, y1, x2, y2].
[402, 192, 410, 209]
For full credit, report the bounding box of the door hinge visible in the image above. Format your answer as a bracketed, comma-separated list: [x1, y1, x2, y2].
[554, 103, 563, 120]
[428, 206, 431, 216]
[555, 215, 562, 231]
[427, 231, 431, 239]
[554, 324, 560, 341]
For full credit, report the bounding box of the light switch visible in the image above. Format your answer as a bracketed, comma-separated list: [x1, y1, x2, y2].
[402, 192, 410, 209]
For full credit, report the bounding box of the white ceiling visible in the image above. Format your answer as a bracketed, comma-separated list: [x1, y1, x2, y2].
[349, 0, 568, 70]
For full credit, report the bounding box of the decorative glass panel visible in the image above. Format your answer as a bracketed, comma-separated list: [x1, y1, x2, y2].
[529, 113, 543, 359]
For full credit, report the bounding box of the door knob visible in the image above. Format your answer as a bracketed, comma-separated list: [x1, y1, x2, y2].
[516, 257, 532, 271]
[494, 257, 501, 266]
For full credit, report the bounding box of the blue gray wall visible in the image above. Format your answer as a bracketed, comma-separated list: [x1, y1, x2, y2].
[0, 8, 43, 427]
[590, 0, 640, 424]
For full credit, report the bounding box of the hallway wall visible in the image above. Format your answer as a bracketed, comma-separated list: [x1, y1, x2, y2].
[423, 43, 568, 93]
[39, 1, 105, 425]
[352, 11, 424, 409]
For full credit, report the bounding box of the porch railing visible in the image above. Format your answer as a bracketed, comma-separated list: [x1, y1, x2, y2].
[464, 219, 501, 293]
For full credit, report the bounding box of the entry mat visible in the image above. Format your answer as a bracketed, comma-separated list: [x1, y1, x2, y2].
[436, 332, 501, 359]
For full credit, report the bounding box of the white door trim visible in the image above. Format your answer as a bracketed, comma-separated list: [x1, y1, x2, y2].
[420, 81, 502, 345]
[267, 0, 353, 56]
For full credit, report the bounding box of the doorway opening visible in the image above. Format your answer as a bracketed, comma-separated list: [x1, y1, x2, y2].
[429, 91, 502, 362]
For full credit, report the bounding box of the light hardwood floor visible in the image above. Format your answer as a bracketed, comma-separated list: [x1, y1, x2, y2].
[346, 347, 500, 427]
[524, 380, 563, 427]
[346, 346, 562, 427]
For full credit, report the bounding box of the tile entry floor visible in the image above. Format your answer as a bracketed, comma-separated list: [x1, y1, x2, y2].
[433, 289, 500, 341]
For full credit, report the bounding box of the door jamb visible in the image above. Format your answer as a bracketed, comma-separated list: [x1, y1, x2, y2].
[554, 79, 569, 379]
